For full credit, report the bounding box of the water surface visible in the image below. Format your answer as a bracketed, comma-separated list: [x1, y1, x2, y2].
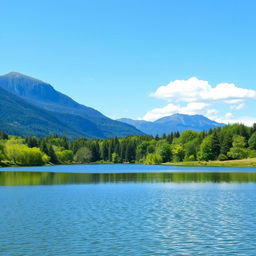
[1, 163, 256, 173]
[1, 183, 256, 255]
[1, 164, 256, 255]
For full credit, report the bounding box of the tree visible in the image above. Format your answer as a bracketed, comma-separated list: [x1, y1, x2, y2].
[198, 135, 214, 161]
[156, 141, 171, 162]
[228, 135, 248, 159]
[5, 144, 49, 166]
[171, 144, 184, 162]
[144, 153, 162, 165]
[183, 138, 200, 161]
[136, 141, 150, 161]
[179, 130, 198, 144]
[48, 145, 58, 164]
[248, 132, 256, 150]
[111, 153, 120, 163]
[100, 141, 108, 161]
[74, 147, 92, 163]
[211, 132, 220, 160]
[56, 150, 73, 163]
[0, 132, 8, 140]
[220, 132, 233, 156]
[26, 137, 38, 148]
[89, 141, 100, 162]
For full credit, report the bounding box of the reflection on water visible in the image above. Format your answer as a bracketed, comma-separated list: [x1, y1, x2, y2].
[1, 171, 256, 186]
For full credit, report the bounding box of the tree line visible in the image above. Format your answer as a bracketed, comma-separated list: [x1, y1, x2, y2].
[0, 123, 256, 166]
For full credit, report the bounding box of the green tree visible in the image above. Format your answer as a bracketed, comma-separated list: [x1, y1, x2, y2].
[156, 141, 171, 162]
[220, 132, 233, 156]
[111, 152, 120, 163]
[144, 153, 162, 165]
[211, 132, 220, 160]
[183, 138, 200, 161]
[56, 150, 73, 163]
[248, 132, 256, 150]
[198, 135, 214, 161]
[171, 144, 184, 162]
[5, 144, 49, 166]
[227, 135, 248, 159]
[74, 147, 92, 163]
[48, 145, 58, 164]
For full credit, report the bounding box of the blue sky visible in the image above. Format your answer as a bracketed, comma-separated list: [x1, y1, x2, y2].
[1, 0, 256, 124]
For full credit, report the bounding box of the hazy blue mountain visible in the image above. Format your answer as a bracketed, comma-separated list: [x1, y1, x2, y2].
[0, 72, 143, 138]
[118, 114, 224, 136]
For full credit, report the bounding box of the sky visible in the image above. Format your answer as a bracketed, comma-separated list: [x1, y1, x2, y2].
[1, 0, 256, 125]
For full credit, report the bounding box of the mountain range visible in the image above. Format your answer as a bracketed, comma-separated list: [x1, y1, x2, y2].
[0, 72, 143, 138]
[0, 72, 224, 138]
[118, 114, 224, 136]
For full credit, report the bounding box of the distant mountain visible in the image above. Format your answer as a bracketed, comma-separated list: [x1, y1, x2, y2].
[118, 114, 224, 136]
[0, 72, 143, 138]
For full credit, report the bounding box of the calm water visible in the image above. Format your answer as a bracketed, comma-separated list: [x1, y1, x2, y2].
[1, 163, 256, 173]
[1, 165, 256, 255]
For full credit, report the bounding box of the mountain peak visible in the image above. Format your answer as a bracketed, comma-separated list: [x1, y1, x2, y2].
[0, 72, 143, 138]
[119, 113, 224, 136]
[6, 71, 27, 77]
[3, 72, 47, 85]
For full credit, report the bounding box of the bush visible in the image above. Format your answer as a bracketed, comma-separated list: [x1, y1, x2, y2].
[144, 153, 162, 165]
[56, 150, 73, 163]
[4, 144, 49, 166]
[74, 147, 92, 163]
[218, 154, 228, 161]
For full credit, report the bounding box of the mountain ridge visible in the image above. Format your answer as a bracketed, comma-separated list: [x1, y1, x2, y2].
[118, 114, 224, 136]
[0, 72, 143, 138]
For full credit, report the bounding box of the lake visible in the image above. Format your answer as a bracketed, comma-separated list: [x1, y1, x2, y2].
[1, 164, 256, 255]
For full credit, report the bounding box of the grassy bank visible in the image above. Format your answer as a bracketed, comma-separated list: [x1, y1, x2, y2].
[164, 158, 256, 167]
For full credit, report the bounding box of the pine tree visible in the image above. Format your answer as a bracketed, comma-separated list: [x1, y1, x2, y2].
[48, 145, 58, 164]
[211, 132, 220, 160]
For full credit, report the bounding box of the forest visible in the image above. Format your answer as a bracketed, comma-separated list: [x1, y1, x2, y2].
[0, 123, 256, 166]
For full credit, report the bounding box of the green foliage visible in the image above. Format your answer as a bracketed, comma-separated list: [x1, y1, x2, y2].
[198, 135, 214, 161]
[155, 141, 172, 162]
[218, 153, 228, 161]
[228, 135, 248, 160]
[56, 150, 73, 163]
[144, 153, 162, 165]
[74, 147, 92, 163]
[171, 144, 184, 162]
[179, 130, 199, 144]
[4, 144, 49, 166]
[183, 138, 200, 161]
[111, 153, 120, 163]
[0, 123, 255, 167]
[248, 132, 256, 150]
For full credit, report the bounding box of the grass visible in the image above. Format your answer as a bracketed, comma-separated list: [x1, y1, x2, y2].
[164, 158, 256, 167]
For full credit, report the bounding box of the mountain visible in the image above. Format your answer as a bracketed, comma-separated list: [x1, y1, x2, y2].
[118, 114, 224, 136]
[0, 86, 92, 137]
[0, 72, 143, 138]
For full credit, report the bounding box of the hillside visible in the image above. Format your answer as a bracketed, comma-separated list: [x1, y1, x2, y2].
[0, 72, 143, 138]
[0, 87, 91, 137]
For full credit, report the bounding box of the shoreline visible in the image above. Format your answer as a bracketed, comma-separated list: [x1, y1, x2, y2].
[1, 158, 256, 169]
[163, 158, 256, 167]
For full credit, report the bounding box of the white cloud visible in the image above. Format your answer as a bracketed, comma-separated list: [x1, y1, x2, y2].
[151, 77, 256, 103]
[225, 112, 233, 119]
[215, 116, 256, 127]
[142, 77, 256, 125]
[230, 103, 245, 110]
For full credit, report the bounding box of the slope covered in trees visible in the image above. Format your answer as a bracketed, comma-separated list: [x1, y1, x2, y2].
[0, 72, 143, 138]
[0, 123, 256, 166]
